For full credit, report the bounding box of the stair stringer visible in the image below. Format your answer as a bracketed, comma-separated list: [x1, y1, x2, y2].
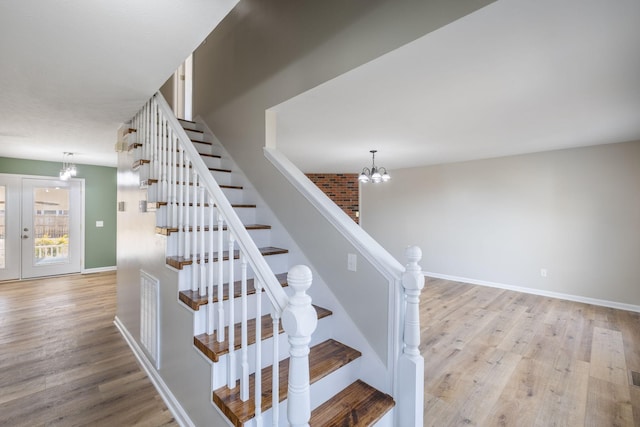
[195, 118, 394, 401]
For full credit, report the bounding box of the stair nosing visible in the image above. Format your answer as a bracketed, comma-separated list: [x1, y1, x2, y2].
[211, 339, 360, 426]
[166, 246, 288, 270]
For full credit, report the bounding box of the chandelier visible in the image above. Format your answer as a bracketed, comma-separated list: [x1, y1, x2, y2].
[59, 152, 77, 180]
[358, 150, 390, 183]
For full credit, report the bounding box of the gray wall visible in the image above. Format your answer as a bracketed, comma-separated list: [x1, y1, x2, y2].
[115, 152, 227, 426]
[361, 141, 640, 305]
[193, 0, 494, 362]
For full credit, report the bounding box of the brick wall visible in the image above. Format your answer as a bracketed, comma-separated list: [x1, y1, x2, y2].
[306, 173, 359, 224]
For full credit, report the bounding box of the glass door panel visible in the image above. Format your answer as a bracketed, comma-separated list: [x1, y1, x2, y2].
[21, 178, 81, 278]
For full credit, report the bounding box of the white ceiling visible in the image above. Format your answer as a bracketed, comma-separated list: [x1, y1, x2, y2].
[0, 0, 237, 167]
[273, 0, 640, 173]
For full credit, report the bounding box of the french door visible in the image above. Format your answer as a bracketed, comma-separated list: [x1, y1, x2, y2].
[0, 175, 82, 281]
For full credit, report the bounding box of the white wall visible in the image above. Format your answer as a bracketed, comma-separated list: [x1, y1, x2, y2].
[361, 141, 640, 306]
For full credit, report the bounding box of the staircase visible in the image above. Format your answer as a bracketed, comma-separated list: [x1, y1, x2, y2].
[125, 96, 401, 426]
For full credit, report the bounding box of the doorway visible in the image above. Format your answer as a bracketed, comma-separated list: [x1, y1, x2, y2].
[0, 175, 83, 281]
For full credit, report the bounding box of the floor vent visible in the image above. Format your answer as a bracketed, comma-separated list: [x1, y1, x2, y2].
[140, 270, 160, 369]
[632, 371, 640, 387]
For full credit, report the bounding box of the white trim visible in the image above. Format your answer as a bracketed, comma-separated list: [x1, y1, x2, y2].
[82, 265, 117, 274]
[425, 271, 640, 313]
[113, 316, 195, 427]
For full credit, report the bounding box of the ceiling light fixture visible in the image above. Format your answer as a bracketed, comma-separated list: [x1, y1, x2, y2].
[59, 152, 77, 180]
[358, 149, 390, 184]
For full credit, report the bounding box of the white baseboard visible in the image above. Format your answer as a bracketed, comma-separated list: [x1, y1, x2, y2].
[424, 271, 640, 313]
[83, 266, 117, 274]
[113, 316, 195, 427]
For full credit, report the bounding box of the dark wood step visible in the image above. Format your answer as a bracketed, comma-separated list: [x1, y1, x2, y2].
[213, 339, 361, 427]
[179, 272, 288, 311]
[166, 246, 288, 270]
[148, 201, 255, 209]
[132, 159, 150, 169]
[127, 142, 143, 151]
[156, 223, 271, 236]
[196, 306, 333, 363]
[141, 179, 242, 190]
[309, 380, 395, 426]
[133, 159, 231, 174]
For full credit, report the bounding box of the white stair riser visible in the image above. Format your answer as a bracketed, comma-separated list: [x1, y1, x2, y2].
[165, 229, 271, 256]
[153, 204, 257, 228]
[209, 314, 333, 390]
[145, 184, 244, 205]
[240, 357, 361, 427]
[175, 252, 289, 292]
[179, 121, 202, 132]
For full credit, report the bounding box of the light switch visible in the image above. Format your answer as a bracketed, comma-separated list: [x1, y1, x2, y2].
[347, 253, 357, 272]
[96, 220, 104, 228]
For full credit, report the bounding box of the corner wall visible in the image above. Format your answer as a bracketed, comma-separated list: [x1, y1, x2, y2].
[193, 0, 494, 362]
[0, 157, 116, 269]
[361, 141, 640, 306]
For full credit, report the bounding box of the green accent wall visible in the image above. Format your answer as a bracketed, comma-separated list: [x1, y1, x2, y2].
[0, 157, 117, 269]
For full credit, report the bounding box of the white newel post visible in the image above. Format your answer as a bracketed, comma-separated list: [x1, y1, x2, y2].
[398, 245, 425, 427]
[282, 265, 317, 427]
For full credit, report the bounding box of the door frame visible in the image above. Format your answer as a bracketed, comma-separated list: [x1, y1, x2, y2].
[0, 172, 85, 281]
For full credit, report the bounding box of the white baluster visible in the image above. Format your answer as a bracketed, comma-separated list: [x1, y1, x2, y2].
[199, 184, 206, 297]
[191, 172, 199, 292]
[282, 265, 317, 427]
[240, 254, 249, 401]
[183, 156, 190, 260]
[166, 124, 172, 226]
[178, 145, 185, 256]
[227, 234, 236, 388]
[398, 246, 425, 427]
[170, 130, 178, 229]
[157, 107, 163, 202]
[216, 212, 225, 342]
[207, 196, 215, 335]
[272, 310, 280, 427]
[254, 278, 263, 427]
[152, 100, 159, 188]
[161, 113, 168, 203]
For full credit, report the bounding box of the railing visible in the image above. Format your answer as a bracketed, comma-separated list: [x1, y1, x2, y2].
[264, 146, 425, 426]
[35, 244, 68, 259]
[131, 93, 316, 426]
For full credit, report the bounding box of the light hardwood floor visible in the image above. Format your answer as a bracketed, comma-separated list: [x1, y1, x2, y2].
[422, 277, 640, 426]
[0, 272, 177, 427]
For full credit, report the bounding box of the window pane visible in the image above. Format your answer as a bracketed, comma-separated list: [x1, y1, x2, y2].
[33, 187, 70, 266]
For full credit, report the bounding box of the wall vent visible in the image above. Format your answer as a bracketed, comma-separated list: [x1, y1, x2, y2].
[140, 270, 160, 369]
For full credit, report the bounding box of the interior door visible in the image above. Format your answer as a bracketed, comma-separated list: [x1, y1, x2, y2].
[21, 178, 82, 278]
[0, 175, 20, 281]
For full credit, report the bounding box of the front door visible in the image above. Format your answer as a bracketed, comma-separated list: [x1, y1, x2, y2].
[20, 178, 82, 278]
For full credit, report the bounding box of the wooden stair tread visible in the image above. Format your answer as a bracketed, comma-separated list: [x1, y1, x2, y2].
[166, 246, 289, 269]
[149, 201, 255, 208]
[145, 181, 242, 190]
[156, 224, 271, 236]
[196, 306, 333, 362]
[213, 339, 361, 427]
[179, 272, 288, 310]
[309, 380, 395, 426]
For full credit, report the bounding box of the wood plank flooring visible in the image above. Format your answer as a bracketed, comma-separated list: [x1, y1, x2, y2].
[0, 272, 177, 427]
[423, 277, 640, 426]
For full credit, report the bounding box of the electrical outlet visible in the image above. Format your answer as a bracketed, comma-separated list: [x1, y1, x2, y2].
[540, 268, 547, 278]
[347, 253, 357, 272]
